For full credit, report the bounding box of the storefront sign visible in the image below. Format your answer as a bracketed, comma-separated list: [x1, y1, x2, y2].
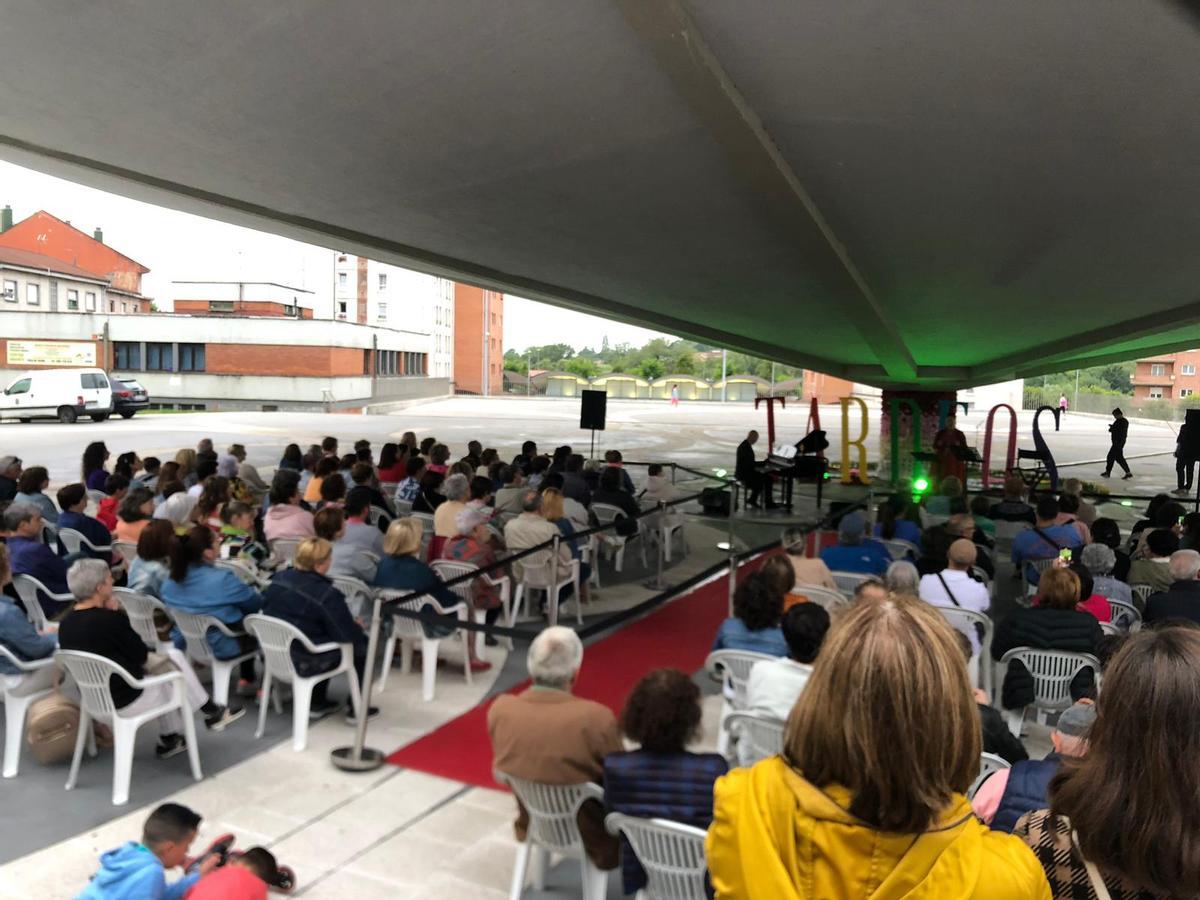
[6, 340, 96, 366]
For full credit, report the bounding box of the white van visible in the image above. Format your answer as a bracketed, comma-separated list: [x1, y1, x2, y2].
[0, 368, 114, 423]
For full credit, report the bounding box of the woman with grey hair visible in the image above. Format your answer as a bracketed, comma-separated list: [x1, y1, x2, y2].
[885, 560, 920, 595]
[1080, 542, 1133, 607]
[443, 506, 507, 646]
[56, 560, 242, 758]
[432, 472, 471, 547]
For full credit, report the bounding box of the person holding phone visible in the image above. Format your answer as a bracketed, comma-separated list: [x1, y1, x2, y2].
[1102, 408, 1132, 479]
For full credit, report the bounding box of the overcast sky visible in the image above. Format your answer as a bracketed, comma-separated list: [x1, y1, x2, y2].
[0, 160, 674, 354]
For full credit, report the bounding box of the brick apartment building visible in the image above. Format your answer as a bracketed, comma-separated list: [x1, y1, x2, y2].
[453, 283, 503, 395]
[1131, 350, 1200, 402]
[173, 281, 315, 319]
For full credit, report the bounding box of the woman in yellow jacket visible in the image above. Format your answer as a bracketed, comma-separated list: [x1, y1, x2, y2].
[707, 595, 1050, 900]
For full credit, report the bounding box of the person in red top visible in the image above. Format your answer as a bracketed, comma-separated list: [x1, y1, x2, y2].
[96, 473, 130, 532]
[1033, 560, 1111, 623]
[187, 846, 290, 898]
[375, 442, 407, 482]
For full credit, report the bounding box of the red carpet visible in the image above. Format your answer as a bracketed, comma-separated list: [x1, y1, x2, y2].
[386, 558, 768, 787]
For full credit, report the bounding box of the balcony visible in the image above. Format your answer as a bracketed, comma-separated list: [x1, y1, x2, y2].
[1132, 373, 1175, 387]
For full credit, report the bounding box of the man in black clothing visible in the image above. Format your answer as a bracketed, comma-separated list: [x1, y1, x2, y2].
[512, 440, 537, 476]
[1102, 408, 1132, 479]
[1144, 549, 1200, 627]
[0, 455, 20, 502]
[735, 430, 774, 509]
[1176, 422, 1197, 495]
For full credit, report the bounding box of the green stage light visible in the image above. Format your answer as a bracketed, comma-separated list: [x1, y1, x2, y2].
[913, 477, 930, 493]
[714, 468, 727, 479]
[1120, 499, 1133, 507]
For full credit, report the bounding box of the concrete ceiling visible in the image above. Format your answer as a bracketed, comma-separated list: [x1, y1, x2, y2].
[2, 0, 1198, 388]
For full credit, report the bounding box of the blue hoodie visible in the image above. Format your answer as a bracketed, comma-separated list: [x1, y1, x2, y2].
[76, 842, 198, 899]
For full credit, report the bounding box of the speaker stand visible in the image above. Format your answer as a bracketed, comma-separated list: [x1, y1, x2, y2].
[590, 428, 596, 461]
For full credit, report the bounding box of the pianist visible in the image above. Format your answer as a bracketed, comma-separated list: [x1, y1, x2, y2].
[735, 430, 776, 509]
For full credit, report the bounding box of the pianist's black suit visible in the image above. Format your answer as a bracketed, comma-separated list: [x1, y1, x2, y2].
[735, 439, 774, 508]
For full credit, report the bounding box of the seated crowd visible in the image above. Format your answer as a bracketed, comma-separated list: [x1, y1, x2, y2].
[7, 433, 1200, 899]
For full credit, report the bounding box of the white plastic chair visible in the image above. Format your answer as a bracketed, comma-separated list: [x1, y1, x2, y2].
[40, 521, 58, 548]
[368, 505, 393, 529]
[0, 645, 56, 778]
[1099, 621, 1120, 636]
[830, 570, 871, 595]
[57, 527, 113, 558]
[112, 540, 139, 566]
[512, 550, 582, 627]
[880, 538, 919, 560]
[999, 647, 1101, 736]
[244, 614, 362, 752]
[168, 609, 256, 706]
[331, 575, 374, 620]
[410, 512, 436, 559]
[604, 813, 708, 900]
[792, 583, 850, 613]
[392, 498, 414, 517]
[57, 649, 201, 806]
[112, 588, 170, 650]
[376, 589, 472, 701]
[379, 481, 400, 499]
[494, 771, 608, 900]
[968, 752, 1012, 800]
[85, 489, 108, 511]
[1023, 557, 1058, 596]
[268, 538, 303, 566]
[215, 557, 269, 589]
[993, 520, 1031, 545]
[1130, 584, 1153, 606]
[1105, 598, 1141, 632]
[935, 606, 995, 697]
[705, 649, 777, 757]
[724, 711, 786, 767]
[591, 503, 647, 572]
[432, 559, 512, 653]
[11, 574, 67, 631]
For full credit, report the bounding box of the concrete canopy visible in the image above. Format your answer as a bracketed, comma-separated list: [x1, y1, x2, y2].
[1, 0, 1198, 388]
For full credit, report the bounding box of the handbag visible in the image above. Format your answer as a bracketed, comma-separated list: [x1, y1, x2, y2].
[25, 668, 80, 766]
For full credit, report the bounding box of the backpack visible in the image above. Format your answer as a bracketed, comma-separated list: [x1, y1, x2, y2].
[25, 679, 81, 766]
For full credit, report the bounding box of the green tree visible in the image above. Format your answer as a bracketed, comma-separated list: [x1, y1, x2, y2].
[637, 358, 665, 380]
[564, 357, 599, 378]
[502, 350, 528, 374]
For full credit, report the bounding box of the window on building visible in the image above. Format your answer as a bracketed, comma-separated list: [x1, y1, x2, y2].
[179, 343, 206, 372]
[114, 342, 141, 370]
[378, 273, 387, 290]
[66, 289, 79, 310]
[26, 283, 39, 305]
[363, 349, 372, 375]
[338, 301, 348, 317]
[377, 302, 387, 319]
[1149, 389, 1164, 399]
[208, 300, 235, 313]
[1151, 364, 1167, 376]
[85, 291, 96, 311]
[3, 279, 16, 302]
[146, 342, 173, 371]
[1182, 389, 1193, 398]
[1184, 365, 1196, 376]
[109, 300, 115, 312]
[338, 272, 347, 286]
[120, 302, 127, 313]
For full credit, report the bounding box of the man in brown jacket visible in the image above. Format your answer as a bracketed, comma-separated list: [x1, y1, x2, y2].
[488, 626, 622, 870]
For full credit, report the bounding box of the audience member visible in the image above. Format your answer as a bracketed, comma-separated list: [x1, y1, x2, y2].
[13, 466, 56, 524]
[262, 537, 372, 721]
[918, 539, 990, 649]
[341, 490, 385, 554]
[920, 513, 995, 578]
[153, 481, 197, 528]
[1010, 496, 1083, 585]
[218, 501, 266, 566]
[263, 472, 315, 543]
[1061, 478, 1097, 524]
[969, 494, 996, 535]
[638, 463, 678, 504]
[278, 443, 303, 472]
[161, 526, 263, 693]
[745, 603, 830, 720]
[321, 435, 339, 459]
[76, 803, 215, 899]
[1079, 543, 1132, 608]
[1054, 493, 1091, 546]
[949, 630, 1028, 766]
[5, 502, 71, 618]
[175, 448, 199, 489]
[603, 449, 636, 494]
[195, 475, 231, 529]
[706, 596, 1048, 898]
[1089, 517, 1131, 582]
[989, 474, 1036, 524]
[115, 487, 155, 543]
[411, 470, 446, 514]
[1126, 527, 1178, 595]
[0, 455, 20, 502]
[592, 467, 641, 536]
[759, 554, 796, 606]
[394, 455, 426, 505]
[375, 519, 488, 670]
[128, 520, 176, 598]
[924, 475, 963, 516]
[1014, 628, 1200, 898]
[992, 568, 1102, 711]
[442, 507, 506, 645]
[489, 627, 621, 872]
[1180, 511, 1200, 551]
[136, 456, 162, 493]
[187, 846, 284, 900]
[460, 440, 484, 471]
[82, 441, 110, 492]
[186, 457, 218, 499]
[433, 473, 469, 540]
[399, 431, 419, 457]
[852, 577, 888, 604]
[511, 439, 538, 476]
[1061, 564, 1111, 623]
[314, 507, 375, 583]
[561, 454, 592, 507]
[526, 454, 550, 490]
[541, 472, 588, 530]
[973, 701, 1095, 832]
[780, 526, 838, 593]
[0, 542, 58, 694]
[711, 571, 787, 655]
[605, 668, 728, 895]
[1129, 493, 1169, 543]
[503, 490, 573, 585]
[96, 473, 130, 531]
[1143, 548, 1200, 627]
[316, 472, 347, 511]
[874, 497, 921, 545]
[376, 443, 406, 483]
[819, 512, 890, 576]
[884, 560, 920, 595]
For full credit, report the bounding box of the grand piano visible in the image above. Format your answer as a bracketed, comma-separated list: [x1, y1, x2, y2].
[759, 430, 829, 509]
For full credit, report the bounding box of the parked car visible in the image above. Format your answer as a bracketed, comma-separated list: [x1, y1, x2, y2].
[0, 367, 113, 423]
[112, 378, 150, 418]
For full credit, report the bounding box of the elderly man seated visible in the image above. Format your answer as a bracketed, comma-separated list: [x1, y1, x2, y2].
[4, 502, 72, 619]
[918, 538, 991, 651]
[488, 626, 622, 871]
[819, 512, 889, 576]
[503, 490, 573, 580]
[1144, 549, 1200, 627]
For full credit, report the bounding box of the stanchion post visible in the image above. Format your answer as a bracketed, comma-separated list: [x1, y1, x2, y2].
[643, 500, 668, 591]
[726, 551, 738, 618]
[548, 534, 561, 627]
[331, 593, 386, 772]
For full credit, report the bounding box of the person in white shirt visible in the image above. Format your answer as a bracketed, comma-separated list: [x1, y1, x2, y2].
[745, 603, 831, 722]
[918, 538, 990, 650]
